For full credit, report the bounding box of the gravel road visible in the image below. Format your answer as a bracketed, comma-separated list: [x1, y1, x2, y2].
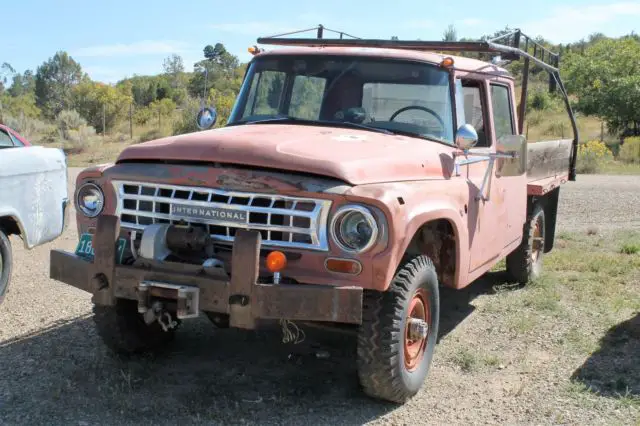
[0, 169, 638, 425]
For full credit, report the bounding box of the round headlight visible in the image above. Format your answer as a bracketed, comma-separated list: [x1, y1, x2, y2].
[330, 205, 379, 253]
[76, 182, 104, 218]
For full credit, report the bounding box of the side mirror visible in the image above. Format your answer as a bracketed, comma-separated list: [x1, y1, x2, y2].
[496, 134, 527, 177]
[196, 107, 218, 130]
[455, 124, 478, 150]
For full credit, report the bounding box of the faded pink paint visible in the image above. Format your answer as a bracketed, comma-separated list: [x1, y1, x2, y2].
[73, 45, 565, 293]
[117, 124, 455, 185]
[528, 174, 569, 196]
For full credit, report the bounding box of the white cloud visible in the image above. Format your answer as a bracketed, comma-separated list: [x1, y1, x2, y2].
[73, 40, 188, 58]
[522, 1, 640, 43]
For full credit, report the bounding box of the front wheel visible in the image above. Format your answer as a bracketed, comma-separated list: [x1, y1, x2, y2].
[93, 299, 179, 355]
[0, 229, 13, 305]
[356, 255, 440, 403]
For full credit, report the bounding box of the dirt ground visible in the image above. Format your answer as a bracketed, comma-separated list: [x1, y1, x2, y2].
[0, 170, 638, 425]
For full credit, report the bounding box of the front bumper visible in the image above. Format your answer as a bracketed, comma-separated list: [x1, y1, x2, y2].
[49, 215, 363, 329]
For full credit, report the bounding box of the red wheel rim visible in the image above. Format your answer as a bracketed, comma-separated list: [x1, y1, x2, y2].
[404, 288, 430, 371]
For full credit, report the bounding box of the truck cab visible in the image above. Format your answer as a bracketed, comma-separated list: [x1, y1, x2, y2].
[49, 28, 577, 404]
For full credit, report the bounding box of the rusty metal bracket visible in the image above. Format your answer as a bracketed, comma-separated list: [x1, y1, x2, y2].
[228, 229, 261, 329]
[90, 215, 120, 306]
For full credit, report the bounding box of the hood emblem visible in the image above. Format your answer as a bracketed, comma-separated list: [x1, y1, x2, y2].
[170, 203, 248, 224]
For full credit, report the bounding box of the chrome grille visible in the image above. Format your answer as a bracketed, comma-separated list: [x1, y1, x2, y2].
[112, 180, 332, 251]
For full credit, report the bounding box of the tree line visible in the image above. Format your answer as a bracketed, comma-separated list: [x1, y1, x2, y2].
[0, 27, 639, 146]
[0, 42, 245, 144]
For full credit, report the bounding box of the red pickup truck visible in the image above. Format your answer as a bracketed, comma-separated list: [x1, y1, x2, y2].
[49, 27, 578, 403]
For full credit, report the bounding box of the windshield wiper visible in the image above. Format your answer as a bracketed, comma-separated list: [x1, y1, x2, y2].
[237, 116, 394, 135]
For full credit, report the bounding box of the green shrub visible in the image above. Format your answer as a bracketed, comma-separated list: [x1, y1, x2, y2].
[56, 109, 87, 139]
[172, 98, 201, 135]
[576, 140, 613, 174]
[137, 128, 170, 144]
[527, 89, 564, 112]
[54, 109, 99, 154]
[2, 114, 56, 143]
[619, 137, 640, 164]
[62, 125, 98, 154]
[544, 121, 569, 138]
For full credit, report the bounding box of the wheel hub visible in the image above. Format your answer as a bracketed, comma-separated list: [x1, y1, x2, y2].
[408, 318, 429, 340]
[404, 289, 431, 371]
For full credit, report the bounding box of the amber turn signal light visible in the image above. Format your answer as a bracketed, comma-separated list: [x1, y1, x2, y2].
[325, 258, 362, 275]
[440, 57, 455, 67]
[266, 251, 287, 273]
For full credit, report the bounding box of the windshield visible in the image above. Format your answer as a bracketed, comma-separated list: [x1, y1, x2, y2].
[228, 55, 456, 144]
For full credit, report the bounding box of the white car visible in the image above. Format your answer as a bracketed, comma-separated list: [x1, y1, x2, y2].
[0, 124, 69, 304]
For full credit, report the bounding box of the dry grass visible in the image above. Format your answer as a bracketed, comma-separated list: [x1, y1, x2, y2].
[598, 160, 640, 175]
[35, 120, 179, 167]
[449, 229, 640, 411]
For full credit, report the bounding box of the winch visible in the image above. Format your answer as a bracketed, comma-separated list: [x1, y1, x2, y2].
[136, 223, 215, 261]
[132, 224, 222, 323]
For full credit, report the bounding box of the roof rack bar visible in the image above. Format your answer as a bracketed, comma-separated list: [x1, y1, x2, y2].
[262, 25, 361, 42]
[256, 36, 560, 73]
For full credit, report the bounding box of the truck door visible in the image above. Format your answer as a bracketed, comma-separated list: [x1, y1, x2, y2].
[457, 79, 503, 272]
[487, 83, 527, 250]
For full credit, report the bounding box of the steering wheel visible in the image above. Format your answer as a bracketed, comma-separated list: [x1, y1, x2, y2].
[389, 105, 446, 130]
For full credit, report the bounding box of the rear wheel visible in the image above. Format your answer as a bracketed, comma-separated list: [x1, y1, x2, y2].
[356, 255, 440, 403]
[93, 299, 179, 355]
[506, 203, 545, 285]
[0, 229, 12, 305]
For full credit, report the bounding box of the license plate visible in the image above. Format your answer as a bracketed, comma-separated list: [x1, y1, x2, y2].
[75, 232, 128, 264]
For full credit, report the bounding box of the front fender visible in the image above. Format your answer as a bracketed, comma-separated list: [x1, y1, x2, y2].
[0, 146, 69, 249]
[349, 180, 470, 291]
[395, 203, 469, 288]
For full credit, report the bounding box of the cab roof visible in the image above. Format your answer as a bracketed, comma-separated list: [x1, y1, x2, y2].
[253, 45, 512, 79]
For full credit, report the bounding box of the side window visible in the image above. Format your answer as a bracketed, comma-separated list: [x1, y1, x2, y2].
[289, 75, 326, 120]
[0, 130, 15, 147]
[460, 80, 489, 147]
[243, 70, 286, 117]
[490, 84, 515, 141]
[9, 133, 24, 147]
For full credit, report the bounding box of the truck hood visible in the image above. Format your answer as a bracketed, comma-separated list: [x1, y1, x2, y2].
[117, 124, 455, 185]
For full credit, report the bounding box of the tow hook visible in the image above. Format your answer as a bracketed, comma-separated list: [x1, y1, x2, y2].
[143, 301, 178, 332]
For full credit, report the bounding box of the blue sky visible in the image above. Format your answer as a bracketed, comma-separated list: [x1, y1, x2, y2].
[2, 0, 639, 83]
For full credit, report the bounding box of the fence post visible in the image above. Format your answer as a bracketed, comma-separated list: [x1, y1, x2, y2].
[129, 103, 133, 140]
[102, 103, 106, 137]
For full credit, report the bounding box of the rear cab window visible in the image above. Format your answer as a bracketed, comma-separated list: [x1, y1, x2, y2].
[490, 84, 516, 141]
